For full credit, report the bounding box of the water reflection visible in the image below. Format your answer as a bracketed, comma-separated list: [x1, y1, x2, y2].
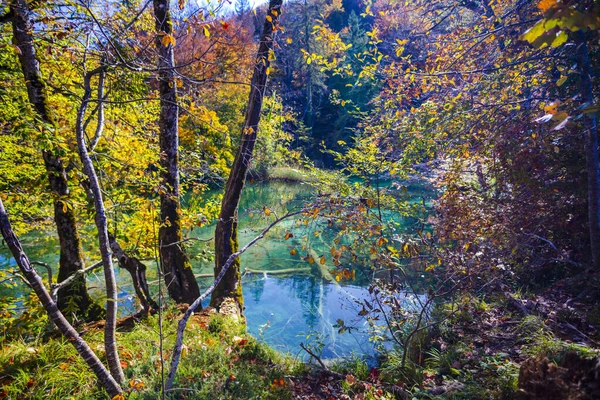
[242, 274, 382, 362]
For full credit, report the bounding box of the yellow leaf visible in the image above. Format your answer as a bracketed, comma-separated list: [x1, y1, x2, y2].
[290, 248, 297, 256]
[286, 38, 293, 44]
[264, 207, 271, 216]
[266, 15, 272, 22]
[320, 256, 326, 265]
[307, 256, 315, 264]
[203, 25, 210, 38]
[551, 111, 568, 122]
[335, 275, 341, 282]
[284, 232, 293, 240]
[161, 34, 176, 47]
[112, 395, 125, 400]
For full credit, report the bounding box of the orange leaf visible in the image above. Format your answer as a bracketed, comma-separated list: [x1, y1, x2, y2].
[346, 374, 357, 385]
[538, 0, 557, 12]
[290, 248, 297, 256]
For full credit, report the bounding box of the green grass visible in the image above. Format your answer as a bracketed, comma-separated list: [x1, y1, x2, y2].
[265, 166, 311, 182]
[0, 312, 301, 399]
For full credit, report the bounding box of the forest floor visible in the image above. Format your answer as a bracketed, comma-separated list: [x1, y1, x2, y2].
[1, 273, 600, 400]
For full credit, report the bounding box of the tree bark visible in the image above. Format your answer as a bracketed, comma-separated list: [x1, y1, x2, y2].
[576, 32, 600, 269]
[0, 199, 122, 398]
[9, 0, 102, 321]
[76, 67, 125, 383]
[210, 0, 283, 313]
[153, 0, 200, 304]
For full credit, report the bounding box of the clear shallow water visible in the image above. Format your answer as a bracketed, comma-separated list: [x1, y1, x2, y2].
[1, 180, 433, 361]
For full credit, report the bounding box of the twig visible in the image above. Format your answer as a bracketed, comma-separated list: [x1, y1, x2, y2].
[299, 343, 344, 377]
[50, 261, 103, 301]
[31, 261, 52, 287]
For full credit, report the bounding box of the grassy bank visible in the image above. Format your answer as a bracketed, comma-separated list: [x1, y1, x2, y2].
[248, 166, 313, 183]
[0, 311, 301, 399]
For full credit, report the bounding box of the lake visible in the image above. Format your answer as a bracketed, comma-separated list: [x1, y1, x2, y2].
[0, 179, 433, 364]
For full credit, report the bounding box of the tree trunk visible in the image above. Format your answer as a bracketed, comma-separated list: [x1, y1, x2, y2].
[76, 67, 125, 383]
[9, 0, 102, 322]
[577, 32, 600, 269]
[0, 199, 122, 398]
[153, 0, 200, 304]
[210, 0, 283, 313]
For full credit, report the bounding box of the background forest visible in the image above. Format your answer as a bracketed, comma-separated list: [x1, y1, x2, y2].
[1, 0, 600, 399]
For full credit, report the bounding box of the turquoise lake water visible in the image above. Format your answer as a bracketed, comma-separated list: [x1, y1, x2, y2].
[0, 180, 433, 363]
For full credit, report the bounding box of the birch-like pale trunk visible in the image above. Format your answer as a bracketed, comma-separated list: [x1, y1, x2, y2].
[0, 199, 122, 398]
[153, 0, 200, 304]
[210, 0, 283, 312]
[9, 0, 102, 321]
[76, 67, 124, 383]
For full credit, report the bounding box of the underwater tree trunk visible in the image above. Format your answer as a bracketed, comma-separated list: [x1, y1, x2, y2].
[0, 199, 123, 398]
[153, 0, 200, 304]
[110, 235, 158, 312]
[210, 0, 283, 313]
[9, 0, 102, 321]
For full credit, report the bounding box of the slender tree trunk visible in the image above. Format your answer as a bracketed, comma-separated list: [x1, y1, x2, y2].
[76, 67, 125, 383]
[577, 32, 600, 269]
[9, 0, 102, 321]
[153, 0, 200, 304]
[0, 199, 122, 398]
[210, 0, 283, 313]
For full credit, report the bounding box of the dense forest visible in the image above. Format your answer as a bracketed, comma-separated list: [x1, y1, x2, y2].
[1, 0, 600, 398]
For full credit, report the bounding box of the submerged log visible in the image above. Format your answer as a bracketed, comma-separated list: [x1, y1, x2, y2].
[109, 235, 158, 312]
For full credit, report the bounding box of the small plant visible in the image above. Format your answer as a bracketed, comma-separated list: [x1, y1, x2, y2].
[518, 315, 546, 337]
